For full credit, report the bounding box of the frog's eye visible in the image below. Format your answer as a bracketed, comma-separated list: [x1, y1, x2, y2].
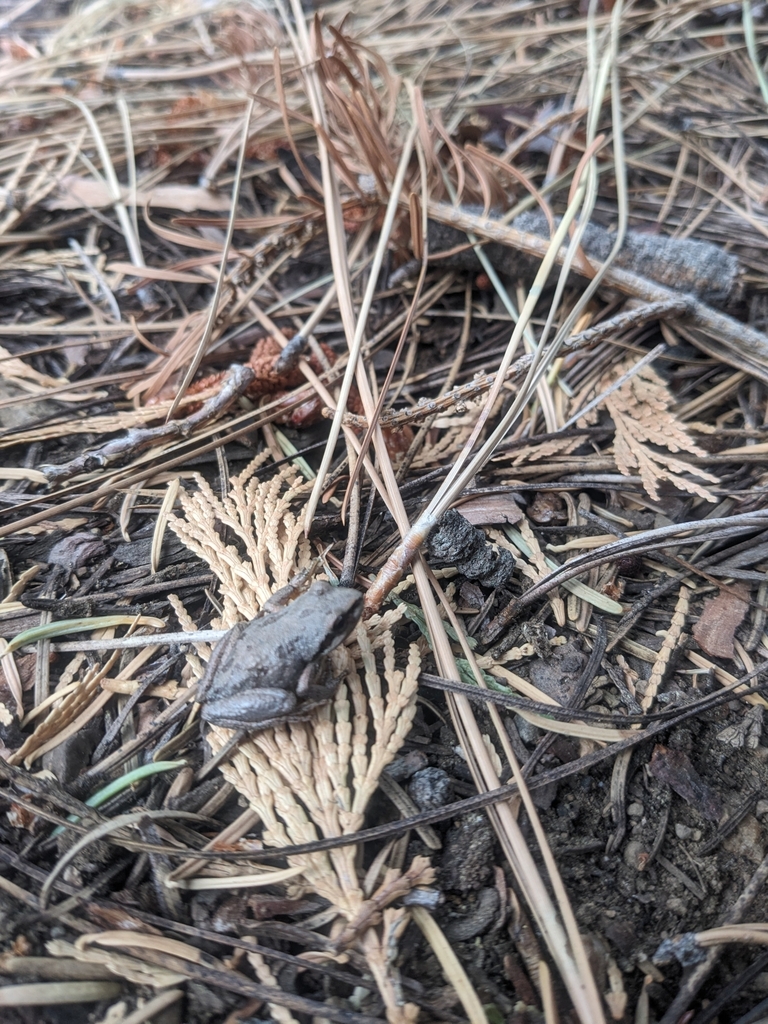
[320, 608, 360, 652]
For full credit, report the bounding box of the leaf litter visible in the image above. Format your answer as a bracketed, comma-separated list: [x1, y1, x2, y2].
[1, 2, 768, 1022]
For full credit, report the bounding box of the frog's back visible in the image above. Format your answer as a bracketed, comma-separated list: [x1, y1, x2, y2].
[203, 605, 307, 700]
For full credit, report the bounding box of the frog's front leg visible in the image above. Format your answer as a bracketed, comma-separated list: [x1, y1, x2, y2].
[200, 687, 297, 729]
[296, 659, 343, 709]
[197, 620, 249, 703]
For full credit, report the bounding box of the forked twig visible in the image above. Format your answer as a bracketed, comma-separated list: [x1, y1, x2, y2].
[41, 365, 255, 485]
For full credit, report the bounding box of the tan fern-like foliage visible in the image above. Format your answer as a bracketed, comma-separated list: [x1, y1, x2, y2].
[408, 404, 480, 470]
[505, 434, 584, 466]
[597, 360, 719, 501]
[168, 458, 427, 1024]
[168, 451, 313, 625]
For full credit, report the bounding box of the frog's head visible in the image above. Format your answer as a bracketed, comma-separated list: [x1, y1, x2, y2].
[308, 580, 364, 655]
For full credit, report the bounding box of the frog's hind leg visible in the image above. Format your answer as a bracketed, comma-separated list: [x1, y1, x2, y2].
[200, 687, 297, 729]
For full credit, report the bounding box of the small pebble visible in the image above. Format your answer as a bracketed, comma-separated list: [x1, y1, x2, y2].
[623, 840, 649, 871]
[756, 800, 768, 819]
[627, 802, 644, 819]
[443, 887, 500, 942]
[384, 750, 428, 782]
[441, 813, 495, 892]
[723, 815, 765, 865]
[675, 823, 693, 840]
[408, 767, 452, 810]
[515, 714, 541, 745]
[459, 581, 485, 610]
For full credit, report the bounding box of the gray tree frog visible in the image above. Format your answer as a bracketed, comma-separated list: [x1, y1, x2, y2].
[198, 581, 363, 730]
